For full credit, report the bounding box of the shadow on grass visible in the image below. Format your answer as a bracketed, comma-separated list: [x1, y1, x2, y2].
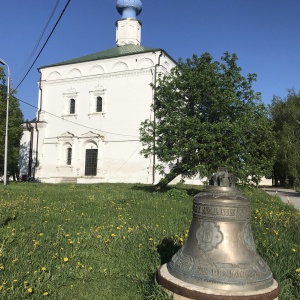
[156, 237, 181, 265]
[131, 184, 172, 193]
[131, 183, 203, 197]
[141, 238, 181, 300]
[0, 215, 18, 227]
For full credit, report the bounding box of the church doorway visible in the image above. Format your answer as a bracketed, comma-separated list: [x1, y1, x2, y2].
[85, 149, 98, 176]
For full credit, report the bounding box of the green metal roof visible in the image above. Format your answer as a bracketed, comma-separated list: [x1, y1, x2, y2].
[39, 44, 168, 69]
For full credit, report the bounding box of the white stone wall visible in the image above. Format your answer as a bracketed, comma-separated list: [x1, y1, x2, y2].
[30, 51, 176, 183]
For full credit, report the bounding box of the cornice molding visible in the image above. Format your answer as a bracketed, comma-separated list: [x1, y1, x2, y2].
[43, 68, 153, 86]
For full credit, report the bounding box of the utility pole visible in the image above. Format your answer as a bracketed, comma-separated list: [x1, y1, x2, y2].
[0, 59, 10, 185]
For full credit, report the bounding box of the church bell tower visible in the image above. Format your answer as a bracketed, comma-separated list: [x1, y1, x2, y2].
[116, 0, 142, 46]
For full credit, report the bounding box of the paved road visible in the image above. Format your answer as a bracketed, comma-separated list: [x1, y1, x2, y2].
[263, 187, 300, 210]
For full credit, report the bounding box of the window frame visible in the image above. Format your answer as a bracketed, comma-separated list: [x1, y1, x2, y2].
[63, 91, 78, 117]
[89, 87, 106, 115]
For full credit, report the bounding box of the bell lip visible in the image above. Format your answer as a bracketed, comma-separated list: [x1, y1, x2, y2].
[157, 264, 281, 299]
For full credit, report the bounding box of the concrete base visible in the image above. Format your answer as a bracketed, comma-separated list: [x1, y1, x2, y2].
[157, 264, 280, 300]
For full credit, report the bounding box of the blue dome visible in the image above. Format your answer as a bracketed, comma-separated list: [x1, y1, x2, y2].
[116, 0, 142, 19]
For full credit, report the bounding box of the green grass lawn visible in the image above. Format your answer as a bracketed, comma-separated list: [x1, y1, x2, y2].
[0, 183, 299, 299]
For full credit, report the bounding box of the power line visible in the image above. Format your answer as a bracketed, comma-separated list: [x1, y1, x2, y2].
[18, 97, 140, 138]
[105, 145, 142, 182]
[12, 0, 139, 139]
[15, 0, 71, 90]
[15, 0, 62, 83]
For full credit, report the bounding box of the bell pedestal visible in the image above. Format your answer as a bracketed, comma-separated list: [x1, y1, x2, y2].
[158, 264, 280, 300]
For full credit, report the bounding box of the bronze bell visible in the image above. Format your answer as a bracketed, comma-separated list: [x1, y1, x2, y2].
[165, 168, 276, 293]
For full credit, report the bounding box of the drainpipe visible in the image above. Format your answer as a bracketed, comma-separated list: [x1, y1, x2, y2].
[152, 50, 163, 184]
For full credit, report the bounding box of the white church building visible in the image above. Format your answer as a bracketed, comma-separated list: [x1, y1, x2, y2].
[19, 0, 179, 184]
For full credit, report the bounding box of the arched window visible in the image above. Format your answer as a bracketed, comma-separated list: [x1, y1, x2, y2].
[96, 96, 103, 112]
[66, 147, 72, 165]
[70, 99, 75, 114]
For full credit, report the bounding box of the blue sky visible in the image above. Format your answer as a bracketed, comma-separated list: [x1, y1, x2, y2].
[1, 0, 300, 121]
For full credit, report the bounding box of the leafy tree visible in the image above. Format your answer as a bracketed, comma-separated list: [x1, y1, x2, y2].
[0, 67, 24, 180]
[271, 89, 300, 186]
[140, 52, 276, 189]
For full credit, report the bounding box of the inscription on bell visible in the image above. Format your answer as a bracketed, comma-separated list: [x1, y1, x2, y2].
[169, 251, 261, 281]
[195, 266, 258, 279]
[193, 204, 251, 220]
[196, 221, 223, 252]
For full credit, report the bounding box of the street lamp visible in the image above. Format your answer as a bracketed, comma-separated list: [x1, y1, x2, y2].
[0, 59, 10, 185]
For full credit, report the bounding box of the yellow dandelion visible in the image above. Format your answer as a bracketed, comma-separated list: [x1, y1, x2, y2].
[43, 292, 49, 296]
[0, 265, 4, 270]
[111, 233, 116, 237]
[41, 267, 47, 271]
[292, 248, 297, 253]
[28, 287, 33, 293]
[296, 268, 300, 273]
[33, 240, 39, 248]
[149, 237, 153, 241]
[63, 257, 69, 262]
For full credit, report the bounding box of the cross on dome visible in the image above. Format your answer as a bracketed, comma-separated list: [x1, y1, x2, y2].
[116, 0, 142, 19]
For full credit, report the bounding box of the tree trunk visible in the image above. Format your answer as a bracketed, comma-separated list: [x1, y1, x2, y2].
[154, 165, 183, 191]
